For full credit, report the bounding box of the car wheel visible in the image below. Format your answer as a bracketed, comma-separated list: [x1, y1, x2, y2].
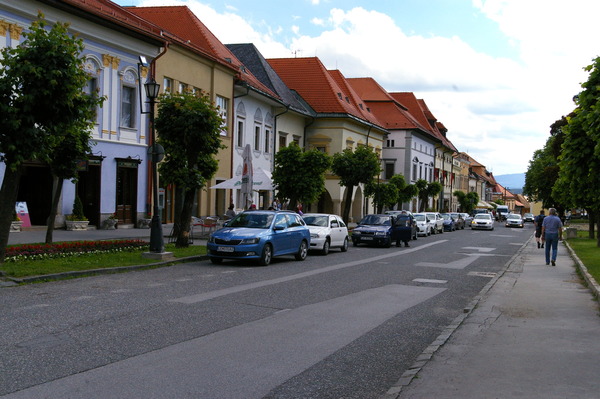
[341, 237, 349, 252]
[384, 237, 392, 248]
[413, 230, 418, 240]
[295, 240, 308, 261]
[352, 239, 359, 247]
[321, 239, 330, 256]
[258, 243, 272, 266]
[210, 257, 223, 264]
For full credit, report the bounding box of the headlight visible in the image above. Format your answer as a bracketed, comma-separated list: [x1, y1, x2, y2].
[240, 237, 260, 244]
[208, 236, 215, 243]
[310, 233, 320, 239]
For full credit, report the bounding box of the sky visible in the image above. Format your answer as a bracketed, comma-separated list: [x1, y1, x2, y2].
[113, 0, 600, 176]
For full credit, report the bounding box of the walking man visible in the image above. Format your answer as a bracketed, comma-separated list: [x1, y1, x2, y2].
[534, 210, 545, 248]
[541, 208, 563, 266]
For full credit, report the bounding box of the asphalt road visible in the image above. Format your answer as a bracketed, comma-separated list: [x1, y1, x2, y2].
[0, 222, 533, 398]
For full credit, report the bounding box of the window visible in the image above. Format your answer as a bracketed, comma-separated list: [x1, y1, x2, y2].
[178, 82, 188, 93]
[237, 120, 244, 147]
[84, 77, 98, 122]
[385, 163, 395, 180]
[316, 146, 326, 153]
[121, 86, 135, 128]
[254, 125, 261, 150]
[264, 129, 270, 153]
[216, 96, 229, 136]
[279, 134, 287, 149]
[386, 139, 395, 147]
[293, 135, 300, 145]
[163, 77, 173, 93]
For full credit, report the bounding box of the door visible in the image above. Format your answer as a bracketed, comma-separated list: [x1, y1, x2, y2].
[77, 163, 101, 227]
[116, 163, 138, 224]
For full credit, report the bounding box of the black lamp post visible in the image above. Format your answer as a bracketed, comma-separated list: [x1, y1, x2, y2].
[144, 78, 165, 253]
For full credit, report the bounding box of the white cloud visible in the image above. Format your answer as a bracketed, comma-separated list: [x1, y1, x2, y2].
[311, 17, 325, 26]
[135, 0, 598, 175]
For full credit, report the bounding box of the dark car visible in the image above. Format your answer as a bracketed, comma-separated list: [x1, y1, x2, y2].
[449, 213, 465, 229]
[352, 214, 416, 247]
[441, 213, 456, 231]
[207, 210, 310, 266]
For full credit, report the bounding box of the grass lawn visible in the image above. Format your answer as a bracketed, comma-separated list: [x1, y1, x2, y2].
[566, 230, 600, 283]
[1, 243, 207, 279]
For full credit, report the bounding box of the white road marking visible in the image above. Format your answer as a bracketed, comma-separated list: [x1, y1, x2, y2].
[413, 278, 447, 284]
[461, 247, 495, 252]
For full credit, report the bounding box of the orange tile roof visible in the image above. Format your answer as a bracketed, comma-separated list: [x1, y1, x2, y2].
[267, 57, 385, 128]
[347, 77, 437, 135]
[127, 6, 278, 98]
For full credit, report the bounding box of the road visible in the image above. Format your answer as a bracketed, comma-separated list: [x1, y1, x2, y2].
[0, 222, 533, 398]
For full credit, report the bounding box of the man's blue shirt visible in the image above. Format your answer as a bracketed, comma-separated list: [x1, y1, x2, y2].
[542, 215, 562, 234]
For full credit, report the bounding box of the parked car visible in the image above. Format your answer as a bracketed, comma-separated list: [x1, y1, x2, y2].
[207, 210, 310, 266]
[352, 214, 401, 247]
[505, 213, 524, 228]
[450, 213, 466, 229]
[425, 212, 444, 234]
[413, 213, 433, 236]
[523, 213, 534, 222]
[302, 213, 349, 255]
[441, 213, 456, 231]
[461, 212, 472, 225]
[470, 213, 495, 230]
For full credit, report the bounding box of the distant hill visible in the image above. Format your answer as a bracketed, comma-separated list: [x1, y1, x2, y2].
[495, 173, 525, 194]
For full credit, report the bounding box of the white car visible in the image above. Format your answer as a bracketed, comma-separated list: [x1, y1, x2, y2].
[302, 213, 349, 255]
[470, 213, 494, 230]
[413, 213, 433, 236]
[425, 212, 444, 234]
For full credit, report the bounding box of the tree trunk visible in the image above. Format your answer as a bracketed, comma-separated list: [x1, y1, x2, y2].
[45, 176, 63, 244]
[0, 167, 23, 263]
[175, 188, 195, 248]
[588, 209, 595, 240]
[342, 185, 354, 224]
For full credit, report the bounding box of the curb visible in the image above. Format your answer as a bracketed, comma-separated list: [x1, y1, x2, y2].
[1, 255, 209, 286]
[380, 235, 533, 398]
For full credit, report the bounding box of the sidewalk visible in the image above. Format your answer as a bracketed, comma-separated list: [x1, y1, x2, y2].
[7, 224, 207, 246]
[387, 237, 600, 399]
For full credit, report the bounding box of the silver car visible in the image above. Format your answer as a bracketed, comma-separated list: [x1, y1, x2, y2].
[302, 213, 349, 255]
[470, 213, 494, 230]
[425, 212, 444, 234]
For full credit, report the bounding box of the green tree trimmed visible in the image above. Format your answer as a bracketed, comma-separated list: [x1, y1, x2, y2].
[453, 190, 479, 214]
[331, 146, 381, 222]
[0, 15, 101, 261]
[365, 181, 399, 214]
[154, 91, 224, 248]
[416, 179, 442, 212]
[389, 174, 418, 210]
[272, 143, 331, 210]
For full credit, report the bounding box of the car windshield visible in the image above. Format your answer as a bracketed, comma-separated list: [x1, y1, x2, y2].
[227, 212, 274, 228]
[507, 214, 520, 220]
[414, 215, 426, 221]
[524, 213, 533, 217]
[303, 215, 328, 227]
[474, 214, 491, 220]
[359, 215, 391, 226]
[441, 214, 451, 220]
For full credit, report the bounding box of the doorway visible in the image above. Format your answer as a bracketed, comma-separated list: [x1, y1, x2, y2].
[116, 160, 139, 224]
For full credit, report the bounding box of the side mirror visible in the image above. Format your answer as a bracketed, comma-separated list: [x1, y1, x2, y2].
[273, 225, 285, 231]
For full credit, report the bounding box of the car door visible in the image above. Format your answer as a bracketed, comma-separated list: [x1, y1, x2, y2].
[287, 214, 307, 251]
[271, 213, 292, 254]
[329, 216, 343, 247]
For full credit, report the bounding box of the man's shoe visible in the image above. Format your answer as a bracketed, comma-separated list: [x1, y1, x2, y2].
[546, 263, 550, 265]
[541, 244, 544, 248]
[405, 243, 410, 247]
[551, 260, 556, 266]
[537, 242, 540, 248]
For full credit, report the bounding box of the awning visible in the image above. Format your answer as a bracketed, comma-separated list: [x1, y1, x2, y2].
[210, 167, 275, 191]
[476, 201, 494, 209]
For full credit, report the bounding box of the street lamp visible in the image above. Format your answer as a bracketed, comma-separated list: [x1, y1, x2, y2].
[138, 56, 167, 257]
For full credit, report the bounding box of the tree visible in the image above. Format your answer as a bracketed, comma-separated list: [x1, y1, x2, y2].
[0, 14, 100, 261]
[557, 57, 600, 245]
[364, 181, 398, 213]
[389, 174, 418, 210]
[415, 179, 442, 211]
[154, 91, 224, 247]
[272, 143, 331, 210]
[331, 146, 381, 222]
[454, 190, 479, 214]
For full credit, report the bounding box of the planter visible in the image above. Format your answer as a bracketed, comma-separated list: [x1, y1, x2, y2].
[65, 220, 89, 231]
[10, 221, 23, 233]
[137, 218, 152, 229]
[102, 219, 118, 230]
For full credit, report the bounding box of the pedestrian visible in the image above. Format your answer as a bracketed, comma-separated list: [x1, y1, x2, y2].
[295, 204, 303, 216]
[534, 210, 545, 249]
[541, 208, 563, 266]
[393, 211, 413, 247]
[224, 204, 236, 220]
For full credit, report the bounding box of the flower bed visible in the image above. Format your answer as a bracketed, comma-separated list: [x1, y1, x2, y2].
[5, 240, 148, 263]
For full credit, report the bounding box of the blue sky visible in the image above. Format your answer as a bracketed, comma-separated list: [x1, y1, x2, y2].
[113, 0, 600, 176]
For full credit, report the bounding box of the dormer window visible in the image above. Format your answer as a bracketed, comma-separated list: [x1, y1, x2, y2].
[337, 93, 342, 99]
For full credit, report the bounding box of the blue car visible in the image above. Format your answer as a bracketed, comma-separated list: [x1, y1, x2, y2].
[352, 214, 407, 248]
[441, 213, 456, 231]
[207, 210, 310, 266]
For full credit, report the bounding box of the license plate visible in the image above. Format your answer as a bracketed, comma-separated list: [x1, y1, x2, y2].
[218, 246, 234, 252]
[362, 237, 374, 240]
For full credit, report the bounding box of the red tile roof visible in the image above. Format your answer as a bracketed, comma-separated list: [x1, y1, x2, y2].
[50, 0, 165, 42]
[267, 57, 385, 128]
[127, 6, 278, 98]
[347, 77, 436, 135]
